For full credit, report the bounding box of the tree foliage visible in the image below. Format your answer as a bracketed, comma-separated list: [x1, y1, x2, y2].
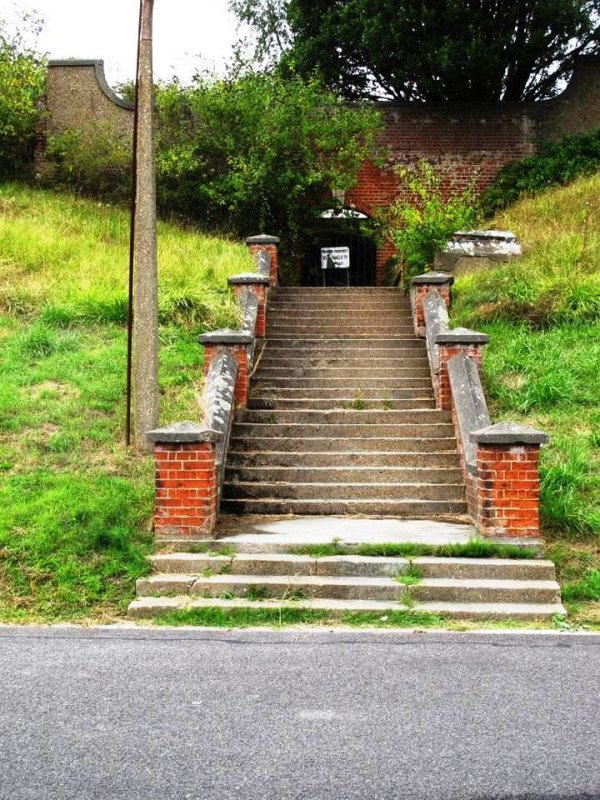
[231, 0, 600, 101]
[0, 11, 45, 177]
[45, 72, 382, 261]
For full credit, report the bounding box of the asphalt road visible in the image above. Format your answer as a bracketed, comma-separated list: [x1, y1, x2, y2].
[1, 626, 599, 800]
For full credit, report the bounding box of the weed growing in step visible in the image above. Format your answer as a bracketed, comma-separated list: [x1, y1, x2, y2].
[351, 391, 367, 410]
[396, 563, 423, 585]
[290, 540, 538, 559]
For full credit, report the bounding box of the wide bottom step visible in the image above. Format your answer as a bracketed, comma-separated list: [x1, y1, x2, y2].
[129, 596, 566, 621]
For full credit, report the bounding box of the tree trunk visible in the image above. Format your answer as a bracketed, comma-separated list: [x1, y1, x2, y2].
[133, 0, 159, 453]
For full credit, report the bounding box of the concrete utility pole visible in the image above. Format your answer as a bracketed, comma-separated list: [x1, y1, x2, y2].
[132, 0, 159, 453]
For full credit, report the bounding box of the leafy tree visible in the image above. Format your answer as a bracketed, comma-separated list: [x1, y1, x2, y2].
[153, 72, 382, 260]
[0, 11, 45, 177]
[231, 0, 600, 101]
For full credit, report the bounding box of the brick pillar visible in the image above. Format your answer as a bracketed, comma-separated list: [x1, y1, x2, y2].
[410, 273, 454, 337]
[470, 423, 549, 539]
[246, 234, 280, 287]
[199, 331, 253, 408]
[435, 329, 489, 411]
[147, 422, 221, 540]
[228, 273, 270, 338]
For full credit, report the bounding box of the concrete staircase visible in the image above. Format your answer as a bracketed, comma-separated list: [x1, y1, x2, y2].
[131, 288, 565, 622]
[222, 287, 468, 517]
[130, 549, 564, 621]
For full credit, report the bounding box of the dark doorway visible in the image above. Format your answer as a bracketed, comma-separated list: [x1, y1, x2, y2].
[302, 214, 377, 286]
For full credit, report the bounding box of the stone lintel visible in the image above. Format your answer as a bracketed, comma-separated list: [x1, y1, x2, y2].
[436, 327, 490, 345]
[147, 421, 222, 444]
[470, 422, 549, 446]
[411, 272, 455, 286]
[228, 273, 270, 286]
[198, 329, 253, 345]
[245, 233, 280, 245]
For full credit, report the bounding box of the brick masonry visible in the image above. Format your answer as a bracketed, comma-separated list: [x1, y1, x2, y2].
[248, 243, 278, 287]
[475, 445, 542, 538]
[153, 441, 218, 539]
[203, 343, 250, 408]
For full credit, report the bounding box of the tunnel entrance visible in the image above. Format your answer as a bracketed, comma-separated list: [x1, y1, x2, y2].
[301, 211, 377, 286]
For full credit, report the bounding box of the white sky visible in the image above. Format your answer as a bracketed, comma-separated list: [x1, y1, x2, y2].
[2, 0, 241, 86]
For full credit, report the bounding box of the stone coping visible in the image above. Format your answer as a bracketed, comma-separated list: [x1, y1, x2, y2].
[411, 272, 455, 286]
[447, 355, 491, 474]
[147, 421, 221, 444]
[228, 273, 270, 286]
[470, 422, 549, 446]
[199, 329, 253, 345]
[436, 327, 490, 345]
[246, 234, 280, 245]
[48, 59, 134, 110]
[453, 229, 518, 242]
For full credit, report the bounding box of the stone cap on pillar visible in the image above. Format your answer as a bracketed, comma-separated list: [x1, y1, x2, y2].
[228, 272, 270, 286]
[411, 272, 455, 286]
[470, 422, 549, 446]
[245, 234, 280, 245]
[436, 327, 489, 345]
[198, 329, 254, 345]
[147, 421, 222, 444]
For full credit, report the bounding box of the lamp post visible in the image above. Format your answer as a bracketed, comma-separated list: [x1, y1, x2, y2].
[126, 0, 159, 452]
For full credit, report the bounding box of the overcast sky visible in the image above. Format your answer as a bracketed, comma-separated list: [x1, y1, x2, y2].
[3, 0, 241, 86]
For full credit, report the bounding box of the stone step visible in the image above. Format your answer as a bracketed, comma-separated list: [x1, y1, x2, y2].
[219, 498, 468, 516]
[238, 409, 450, 425]
[249, 387, 433, 399]
[148, 553, 557, 581]
[227, 450, 460, 467]
[228, 436, 459, 453]
[266, 306, 412, 315]
[231, 423, 455, 438]
[260, 355, 428, 366]
[266, 326, 417, 335]
[251, 378, 434, 389]
[128, 595, 567, 621]
[222, 480, 465, 501]
[265, 339, 423, 349]
[256, 367, 432, 379]
[136, 573, 560, 604]
[225, 466, 463, 484]
[247, 398, 436, 410]
[269, 288, 403, 294]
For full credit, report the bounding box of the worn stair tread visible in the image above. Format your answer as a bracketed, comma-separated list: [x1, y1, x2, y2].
[128, 596, 566, 620]
[150, 553, 556, 578]
[140, 573, 559, 589]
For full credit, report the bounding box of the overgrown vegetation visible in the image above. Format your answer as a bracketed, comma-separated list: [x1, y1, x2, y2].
[290, 539, 538, 559]
[482, 127, 600, 217]
[45, 73, 382, 266]
[0, 184, 252, 622]
[0, 12, 45, 179]
[381, 161, 479, 282]
[453, 172, 600, 616]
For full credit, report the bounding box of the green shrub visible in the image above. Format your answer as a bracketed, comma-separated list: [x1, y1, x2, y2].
[482, 128, 600, 217]
[43, 72, 382, 260]
[0, 13, 45, 178]
[46, 125, 131, 201]
[381, 160, 480, 283]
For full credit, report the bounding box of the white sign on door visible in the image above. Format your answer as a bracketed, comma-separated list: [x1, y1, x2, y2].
[321, 247, 350, 270]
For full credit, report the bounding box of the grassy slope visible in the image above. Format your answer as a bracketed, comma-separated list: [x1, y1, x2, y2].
[0, 184, 252, 622]
[453, 172, 600, 621]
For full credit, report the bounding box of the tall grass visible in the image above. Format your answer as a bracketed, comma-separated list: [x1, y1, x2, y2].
[0, 183, 252, 329]
[0, 184, 255, 621]
[453, 174, 600, 539]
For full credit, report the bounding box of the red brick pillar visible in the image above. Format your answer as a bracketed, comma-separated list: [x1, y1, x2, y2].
[199, 331, 253, 408]
[147, 422, 221, 540]
[435, 329, 489, 411]
[228, 273, 270, 338]
[246, 234, 280, 287]
[470, 423, 549, 539]
[410, 273, 454, 338]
